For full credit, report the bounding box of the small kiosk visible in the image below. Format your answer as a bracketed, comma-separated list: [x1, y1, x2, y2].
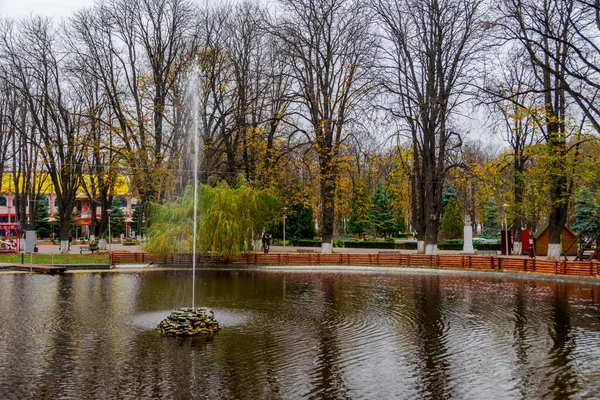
[0, 223, 20, 253]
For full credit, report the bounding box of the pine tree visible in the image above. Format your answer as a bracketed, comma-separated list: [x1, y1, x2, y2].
[366, 182, 397, 238]
[35, 201, 51, 238]
[347, 182, 370, 236]
[395, 211, 407, 234]
[483, 198, 500, 236]
[109, 199, 126, 237]
[441, 183, 458, 214]
[440, 198, 463, 239]
[287, 202, 316, 240]
[573, 187, 598, 239]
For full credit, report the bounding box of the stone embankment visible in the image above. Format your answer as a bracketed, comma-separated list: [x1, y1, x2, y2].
[157, 307, 221, 336]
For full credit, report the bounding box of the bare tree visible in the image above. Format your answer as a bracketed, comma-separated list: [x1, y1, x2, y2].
[374, 0, 486, 253]
[0, 17, 87, 252]
[0, 81, 17, 196]
[269, 0, 377, 253]
[482, 51, 542, 254]
[65, 42, 121, 247]
[499, 0, 600, 131]
[70, 0, 198, 236]
[498, 0, 577, 259]
[185, 3, 295, 187]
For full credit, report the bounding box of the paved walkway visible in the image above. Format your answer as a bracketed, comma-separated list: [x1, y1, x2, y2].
[34, 243, 142, 254]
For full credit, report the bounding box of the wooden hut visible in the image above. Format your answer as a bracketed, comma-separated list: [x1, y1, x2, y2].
[533, 223, 578, 256]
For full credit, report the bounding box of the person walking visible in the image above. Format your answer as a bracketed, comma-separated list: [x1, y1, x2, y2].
[262, 232, 270, 254]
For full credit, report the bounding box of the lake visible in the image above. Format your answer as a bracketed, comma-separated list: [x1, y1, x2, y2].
[1, 268, 599, 399]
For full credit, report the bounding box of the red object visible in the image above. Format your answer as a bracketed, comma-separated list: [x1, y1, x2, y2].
[521, 230, 530, 255]
[0, 223, 20, 253]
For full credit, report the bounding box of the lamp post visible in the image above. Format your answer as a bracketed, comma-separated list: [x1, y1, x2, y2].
[283, 207, 288, 251]
[107, 209, 112, 251]
[502, 203, 509, 256]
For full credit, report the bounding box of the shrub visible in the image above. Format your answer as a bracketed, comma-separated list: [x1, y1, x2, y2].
[475, 242, 501, 251]
[344, 241, 397, 249]
[438, 240, 464, 250]
[396, 242, 418, 249]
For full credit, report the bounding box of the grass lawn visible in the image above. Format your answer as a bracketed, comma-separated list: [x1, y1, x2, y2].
[0, 253, 110, 265]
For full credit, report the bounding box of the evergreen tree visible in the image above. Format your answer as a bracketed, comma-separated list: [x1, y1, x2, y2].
[573, 187, 598, 239]
[286, 202, 316, 240]
[366, 182, 397, 238]
[35, 201, 51, 238]
[395, 211, 407, 234]
[483, 198, 501, 236]
[441, 183, 458, 214]
[50, 214, 60, 239]
[440, 198, 463, 239]
[109, 199, 126, 237]
[347, 183, 370, 236]
[132, 205, 145, 237]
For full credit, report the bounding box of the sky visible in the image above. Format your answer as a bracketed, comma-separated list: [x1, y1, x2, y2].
[0, 0, 95, 19]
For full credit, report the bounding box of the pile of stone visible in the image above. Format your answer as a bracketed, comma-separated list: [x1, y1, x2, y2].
[157, 307, 221, 336]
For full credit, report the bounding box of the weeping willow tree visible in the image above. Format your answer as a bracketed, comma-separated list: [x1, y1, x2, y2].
[144, 181, 281, 257]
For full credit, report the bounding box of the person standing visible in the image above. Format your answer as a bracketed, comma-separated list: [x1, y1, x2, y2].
[262, 232, 270, 253]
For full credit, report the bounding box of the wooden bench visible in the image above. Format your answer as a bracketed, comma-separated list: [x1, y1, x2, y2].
[80, 244, 100, 254]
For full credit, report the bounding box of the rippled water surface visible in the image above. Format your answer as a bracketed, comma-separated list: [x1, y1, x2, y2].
[1, 269, 600, 399]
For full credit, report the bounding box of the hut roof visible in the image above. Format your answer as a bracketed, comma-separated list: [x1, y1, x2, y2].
[533, 222, 577, 239]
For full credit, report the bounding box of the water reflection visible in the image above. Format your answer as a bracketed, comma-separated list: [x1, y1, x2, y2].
[413, 275, 451, 399]
[547, 285, 580, 399]
[1, 270, 600, 399]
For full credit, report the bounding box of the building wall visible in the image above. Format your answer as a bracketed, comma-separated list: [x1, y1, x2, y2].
[534, 230, 550, 256]
[534, 228, 578, 256]
[0, 191, 137, 239]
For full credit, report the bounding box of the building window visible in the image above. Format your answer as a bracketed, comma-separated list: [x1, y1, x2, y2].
[0, 197, 6, 207]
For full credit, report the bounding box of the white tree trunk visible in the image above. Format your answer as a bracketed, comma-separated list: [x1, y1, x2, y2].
[60, 240, 70, 253]
[98, 238, 107, 250]
[321, 242, 333, 254]
[417, 240, 425, 254]
[425, 244, 437, 254]
[547, 243, 561, 260]
[513, 241, 522, 256]
[463, 225, 474, 253]
[90, 234, 96, 243]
